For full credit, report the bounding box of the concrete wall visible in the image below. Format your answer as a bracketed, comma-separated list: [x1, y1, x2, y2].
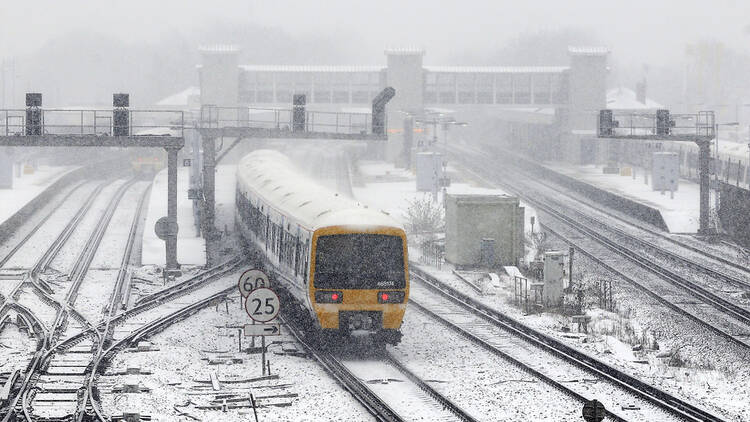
[445, 193, 525, 268]
[567, 49, 608, 131]
[199, 47, 239, 107]
[718, 182, 750, 247]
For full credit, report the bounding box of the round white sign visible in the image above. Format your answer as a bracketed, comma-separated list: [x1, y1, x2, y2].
[238, 269, 270, 298]
[244, 288, 280, 323]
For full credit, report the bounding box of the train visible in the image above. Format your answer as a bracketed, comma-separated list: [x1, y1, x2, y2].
[235, 149, 409, 345]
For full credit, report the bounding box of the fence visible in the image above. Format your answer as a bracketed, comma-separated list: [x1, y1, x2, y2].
[199, 105, 375, 135]
[0, 109, 185, 137]
[603, 110, 715, 139]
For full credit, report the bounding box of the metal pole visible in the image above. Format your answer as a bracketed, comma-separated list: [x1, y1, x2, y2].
[166, 148, 180, 271]
[261, 336, 266, 376]
[202, 136, 216, 240]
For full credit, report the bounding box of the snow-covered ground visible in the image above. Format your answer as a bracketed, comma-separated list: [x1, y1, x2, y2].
[101, 304, 374, 421]
[354, 156, 748, 421]
[0, 165, 77, 224]
[544, 162, 699, 233]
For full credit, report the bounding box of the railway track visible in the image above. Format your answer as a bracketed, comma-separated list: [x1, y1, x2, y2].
[0, 180, 87, 270]
[281, 308, 478, 422]
[25, 179, 135, 421]
[409, 266, 723, 422]
[0, 179, 120, 421]
[453, 144, 750, 287]
[451, 145, 750, 350]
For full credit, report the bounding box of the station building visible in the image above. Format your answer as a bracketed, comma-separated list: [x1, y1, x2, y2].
[197, 45, 610, 164]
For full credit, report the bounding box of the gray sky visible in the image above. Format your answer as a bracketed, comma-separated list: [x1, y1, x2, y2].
[1, 0, 747, 65]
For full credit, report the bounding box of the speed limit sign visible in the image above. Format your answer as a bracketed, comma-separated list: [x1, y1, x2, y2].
[244, 288, 280, 323]
[238, 269, 270, 297]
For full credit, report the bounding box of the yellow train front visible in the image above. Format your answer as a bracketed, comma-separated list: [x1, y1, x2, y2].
[235, 150, 409, 345]
[309, 222, 408, 345]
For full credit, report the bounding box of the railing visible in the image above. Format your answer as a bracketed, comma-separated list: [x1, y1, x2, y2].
[199, 105, 376, 135]
[603, 110, 715, 139]
[0, 109, 185, 137]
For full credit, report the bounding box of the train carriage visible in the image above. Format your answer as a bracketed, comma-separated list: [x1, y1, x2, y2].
[235, 150, 408, 344]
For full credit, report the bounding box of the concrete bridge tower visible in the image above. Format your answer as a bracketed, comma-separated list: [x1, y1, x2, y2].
[198, 45, 240, 107]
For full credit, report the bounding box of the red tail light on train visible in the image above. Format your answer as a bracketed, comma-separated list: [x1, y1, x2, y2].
[315, 291, 343, 303]
[378, 291, 404, 304]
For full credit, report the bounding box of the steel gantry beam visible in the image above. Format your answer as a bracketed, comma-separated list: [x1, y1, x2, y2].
[0, 98, 186, 273]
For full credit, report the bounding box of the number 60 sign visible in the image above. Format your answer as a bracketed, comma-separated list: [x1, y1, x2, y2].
[238, 269, 270, 297]
[244, 287, 280, 323]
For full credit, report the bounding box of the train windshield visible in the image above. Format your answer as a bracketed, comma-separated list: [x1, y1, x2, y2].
[314, 234, 406, 289]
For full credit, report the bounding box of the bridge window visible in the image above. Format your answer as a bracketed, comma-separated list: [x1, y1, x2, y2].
[513, 74, 531, 104]
[314, 90, 331, 103]
[496, 75, 512, 103]
[457, 73, 475, 104]
[437, 73, 456, 104]
[352, 91, 370, 103]
[257, 91, 273, 103]
[533, 74, 552, 104]
[476, 74, 493, 104]
[424, 72, 438, 104]
[551, 74, 567, 103]
[239, 90, 255, 103]
[312, 72, 332, 103]
[333, 91, 350, 103]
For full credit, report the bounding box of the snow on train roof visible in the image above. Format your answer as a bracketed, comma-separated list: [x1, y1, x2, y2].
[237, 150, 402, 231]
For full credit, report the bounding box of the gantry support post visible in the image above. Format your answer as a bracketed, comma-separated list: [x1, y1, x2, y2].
[202, 136, 216, 238]
[166, 147, 180, 273]
[697, 140, 711, 235]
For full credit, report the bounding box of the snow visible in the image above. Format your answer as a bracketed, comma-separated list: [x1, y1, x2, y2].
[141, 168, 206, 266]
[100, 304, 374, 421]
[0, 165, 77, 224]
[545, 162, 700, 233]
[155, 86, 200, 108]
[353, 159, 539, 263]
[606, 87, 663, 110]
[237, 150, 402, 231]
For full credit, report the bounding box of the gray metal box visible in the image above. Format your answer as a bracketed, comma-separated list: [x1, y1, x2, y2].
[415, 152, 443, 192]
[445, 191, 524, 268]
[651, 151, 679, 192]
[543, 251, 567, 306]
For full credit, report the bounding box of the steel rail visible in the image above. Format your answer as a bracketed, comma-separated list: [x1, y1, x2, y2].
[410, 267, 724, 422]
[19, 179, 135, 421]
[280, 314, 404, 422]
[382, 352, 480, 422]
[459, 144, 750, 287]
[77, 183, 151, 421]
[0, 180, 87, 268]
[451, 146, 750, 348]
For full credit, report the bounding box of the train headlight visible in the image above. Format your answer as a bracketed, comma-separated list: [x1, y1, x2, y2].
[378, 291, 404, 304]
[315, 291, 343, 303]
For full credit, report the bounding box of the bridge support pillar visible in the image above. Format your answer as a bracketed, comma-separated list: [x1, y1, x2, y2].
[201, 136, 216, 238]
[165, 147, 180, 274]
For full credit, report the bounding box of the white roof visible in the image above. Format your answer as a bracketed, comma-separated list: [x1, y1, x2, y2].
[156, 86, 200, 107]
[384, 47, 425, 56]
[237, 150, 402, 231]
[240, 65, 383, 73]
[606, 87, 663, 110]
[424, 66, 568, 74]
[199, 45, 240, 53]
[568, 46, 610, 56]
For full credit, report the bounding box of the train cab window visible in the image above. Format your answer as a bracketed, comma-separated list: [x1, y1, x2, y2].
[314, 234, 405, 289]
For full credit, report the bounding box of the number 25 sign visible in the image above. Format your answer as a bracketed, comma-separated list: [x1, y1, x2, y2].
[244, 287, 280, 323]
